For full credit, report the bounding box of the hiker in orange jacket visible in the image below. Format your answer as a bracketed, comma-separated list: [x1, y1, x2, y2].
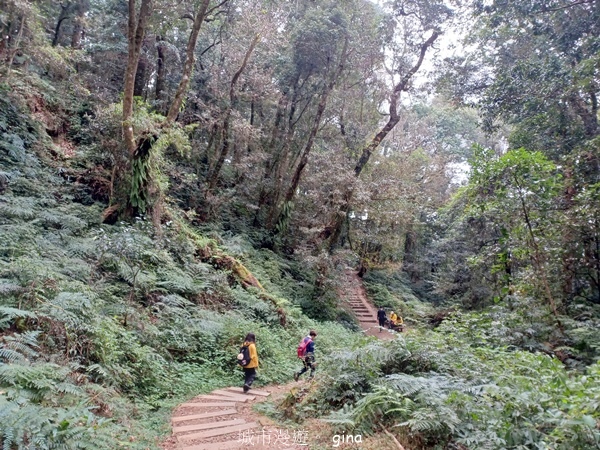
[242, 333, 259, 393]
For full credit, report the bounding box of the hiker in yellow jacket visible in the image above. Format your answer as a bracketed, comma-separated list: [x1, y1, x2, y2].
[389, 311, 404, 331]
[242, 333, 259, 393]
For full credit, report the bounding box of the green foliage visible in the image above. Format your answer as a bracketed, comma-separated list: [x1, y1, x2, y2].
[363, 269, 435, 325]
[308, 318, 600, 450]
[3, 4, 600, 449]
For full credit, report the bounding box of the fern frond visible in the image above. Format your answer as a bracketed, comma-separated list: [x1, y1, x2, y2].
[0, 280, 22, 296]
[0, 330, 40, 363]
[0, 197, 38, 220]
[0, 306, 38, 329]
[156, 294, 194, 309]
[39, 292, 93, 330]
[86, 363, 110, 380]
[0, 348, 29, 364]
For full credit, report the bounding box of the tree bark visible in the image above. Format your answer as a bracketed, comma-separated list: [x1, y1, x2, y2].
[71, 0, 88, 49]
[166, 0, 211, 124]
[52, 3, 71, 47]
[155, 35, 166, 112]
[5, 15, 25, 80]
[208, 33, 260, 189]
[513, 173, 562, 327]
[259, 79, 303, 228]
[134, 55, 147, 97]
[353, 31, 440, 177]
[253, 94, 290, 227]
[569, 90, 599, 138]
[122, 0, 153, 156]
[272, 37, 349, 233]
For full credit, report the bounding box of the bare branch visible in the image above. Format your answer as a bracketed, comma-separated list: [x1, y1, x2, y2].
[538, 0, 596, 12]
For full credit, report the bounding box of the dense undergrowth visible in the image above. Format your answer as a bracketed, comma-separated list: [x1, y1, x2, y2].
[0, 82, 362, 448]
[270, 270, 600, 449]
[278, 322, 600, 449]
[2, 72, 600, 450]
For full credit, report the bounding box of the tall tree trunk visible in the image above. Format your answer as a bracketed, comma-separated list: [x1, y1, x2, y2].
[328, 31, 440, 251]
[122, 0, 153, 156]
[5, 15, 25, 80]
[71, 0, 88, 49]
[513, 173, 562, 327]
[561, 164, 577, 311]
[254, 80, 301, 228]
[166, 0, 211, 124]
[134, 55, 147, 97]
[208, 34, 260, 189]
[253, 94, 288, 226]
[569, 89, 598, 138]
[52, 3, 71, 47]
[272, 37, 349, 233]
[155, 35, 166, 113]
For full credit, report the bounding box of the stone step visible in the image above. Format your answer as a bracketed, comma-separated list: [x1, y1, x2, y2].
[172, 409, 237, 423]
[181, 440, 246, 450]
[211, 389, 256, 401]
[225, 386, 271, 397]
[196, 395, 243, 402]
[180, 402, 238, 408]
[178, 422, 259, 441]
[174, 418, 246, 434]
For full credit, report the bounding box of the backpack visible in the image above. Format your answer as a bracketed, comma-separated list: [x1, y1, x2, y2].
[237, 345, 251, 366]
[297, 337, 312, 359]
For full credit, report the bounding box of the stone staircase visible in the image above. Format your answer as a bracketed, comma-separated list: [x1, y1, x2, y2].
[343, 270, 378, 327]
[341, 269, 396, 339]
[170, 386, 276, 450]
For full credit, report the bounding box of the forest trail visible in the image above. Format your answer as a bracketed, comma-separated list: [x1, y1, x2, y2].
[162, 270, 397, 450]
[162, 385, 308, 450]
[340, 269, 397, 340]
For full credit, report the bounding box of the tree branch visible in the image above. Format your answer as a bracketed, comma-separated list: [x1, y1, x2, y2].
[538, 0, 596, 12]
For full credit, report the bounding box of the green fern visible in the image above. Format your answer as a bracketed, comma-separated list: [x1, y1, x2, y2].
[0, 307, 38, 330]
[0, 280, 22, 296]
[0, 330, 40, 364]
[0, 396, 119, 450]
[0, 197, 38, 220]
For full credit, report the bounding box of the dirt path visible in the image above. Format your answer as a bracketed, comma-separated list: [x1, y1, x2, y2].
[162, 270, 400, 450]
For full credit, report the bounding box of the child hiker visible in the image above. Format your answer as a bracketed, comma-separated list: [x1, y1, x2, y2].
[294, 330, 317, 381]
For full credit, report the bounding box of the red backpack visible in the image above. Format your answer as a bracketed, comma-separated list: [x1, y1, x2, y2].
[297, 337, 312, 358]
